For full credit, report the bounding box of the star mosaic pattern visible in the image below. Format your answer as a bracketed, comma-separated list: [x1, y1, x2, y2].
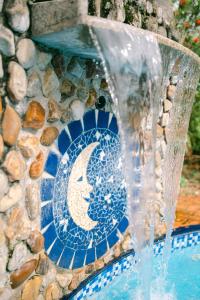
[41, 110, 129, 269]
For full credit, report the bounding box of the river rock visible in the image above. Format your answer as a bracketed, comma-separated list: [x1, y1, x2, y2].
[114, 243, 121, 258]
[164, 99, 173, 112]
[41, 67, 59, 97]
[21, 276, 42, 300]
[2, 105, 21, 146]
[86, 89, 97, 108]
[56, 273, 72, 289]
[27, 231, 44, 253]
[0, 135, 4, 159]
[167, 85, 176, 101]
[0, 54, 3, 78]
[0, 170, 9, 200]
[16, 39, 36, 69]
[0, 183, 22, 212]
[5, 0, 30, 33]
[3, 150, 26, 181]
[45, 282, 61, 300]
[70, 100, 85, 120]
[37, 51, 52, 71]
[40, 127, 59, 146]
[47, 99, 61, 122]
[60, 79, 75, 98]
[7, 61, 27, 102]
[161, 113, 169, 127]
[10, 259, 38, 289]
[36, 252, 49, 275]
[94, 259, 104, 270]
[0, 25, 15, 56]
[23, 101, 45, 129]
[67, 57, 84, 79]
[17, 135, 40, 159]
[27, 70, 42, 98]
[146, 1, 153, 14]
[29, 151, 44, 179]
[156, 124, 164, 138]
[8, 242, 30, 271]
[122, 234, 131, 251]
[25, 183, 39, 220]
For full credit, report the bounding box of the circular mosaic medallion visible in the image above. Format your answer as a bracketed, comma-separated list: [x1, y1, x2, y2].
[40, 110, 128, 269]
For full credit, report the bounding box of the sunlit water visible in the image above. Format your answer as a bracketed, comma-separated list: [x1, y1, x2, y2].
[92, 244, 200, 300]
[89, 19, 199, 300]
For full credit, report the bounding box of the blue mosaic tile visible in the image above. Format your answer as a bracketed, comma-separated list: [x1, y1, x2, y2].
[41, 110, 129, 269]
[44, 151, 60, 177]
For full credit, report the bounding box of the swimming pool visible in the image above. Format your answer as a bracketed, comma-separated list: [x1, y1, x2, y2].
[67, 225, 200, 300]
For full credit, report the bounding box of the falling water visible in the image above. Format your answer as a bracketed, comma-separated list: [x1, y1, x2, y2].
[89, 19, 199, 300]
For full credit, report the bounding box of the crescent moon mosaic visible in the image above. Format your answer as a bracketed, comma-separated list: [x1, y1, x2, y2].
[40, 109, 130, 269]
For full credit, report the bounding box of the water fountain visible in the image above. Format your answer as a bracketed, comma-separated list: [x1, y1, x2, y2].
[29, 1, 200, 299]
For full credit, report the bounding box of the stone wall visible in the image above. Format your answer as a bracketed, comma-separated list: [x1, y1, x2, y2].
[0, 1, 179, 299]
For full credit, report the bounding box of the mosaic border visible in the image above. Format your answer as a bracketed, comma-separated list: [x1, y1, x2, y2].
[63, 225, 200, 300]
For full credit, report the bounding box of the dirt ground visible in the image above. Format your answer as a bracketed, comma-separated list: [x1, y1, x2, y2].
[174, 156, 200, 228]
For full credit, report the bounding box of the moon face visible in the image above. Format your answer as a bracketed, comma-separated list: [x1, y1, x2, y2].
[67, 142, 99, 231]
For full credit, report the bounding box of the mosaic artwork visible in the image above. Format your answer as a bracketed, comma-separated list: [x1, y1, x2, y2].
[41, 110, 129, 269]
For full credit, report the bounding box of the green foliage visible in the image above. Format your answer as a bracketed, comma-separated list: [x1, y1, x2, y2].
[180, 175, 188, 187]
[189, 88, 200, 154]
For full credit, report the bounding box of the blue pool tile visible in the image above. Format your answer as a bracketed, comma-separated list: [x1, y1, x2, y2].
[83, 110, 96, 131]
[41, 178, 54, 201]
[41, 202, 53, 229]
[58, 129, 71, 155]
[68, 120, 82, 141]
[44, 151, 60, 177]
[109, 115, 118, 134]
[97, 110, 109, 128]
[72, 250, 86, 269]
[96, 240, 108, 259]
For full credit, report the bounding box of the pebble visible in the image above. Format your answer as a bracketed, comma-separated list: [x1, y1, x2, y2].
[0, 25, 15, 56]
[45, 282, 61, 300]
[161, 113, 169, 127]
[122, 234, 132, 251]
[0, 135, 4, 159]
[167, 85, 176, 101]
[7, 61, 27, 102]
[85, 264, 94, 275]
[0, 183, 22, 212]
[164, 99, 173, 112]
[16, 39, 36, 69]
[36, 252, 49, 275]
[25, 183, 39, 220]
[21, 276, 42, 300]
[17, 135, 40, 159]
[52, 54, 65, 78]
[0, 170, 9, 200]
[68, 274, 80, 291]
[60, 79, 75, 98]
[77, 86, 89, 103]
[40, 127, 59, 146]
[70, 100, 85, 120]
[114, 244, 121, 258]
[47, 99, 61, 123]
[156, 124, 164, 138]
[10, 259, 38, 289]
[5, 0, 30, 33]
[94, 259, 104, 270]
[67, 57, 84, 78]
[41, 67, 59, 97]
[146, 1, 153, 14]
[170, 75, 178, 85]
[37, 51, 52, 71]
[2, 105, 21, 146]
[29, 151, 44, 179]
[56, 273, 73, 288]
[27, 70, 42, 98]
[27, 230, 44, 253]
[0, 54, 3, 78]
[8, 242, 30, 272]
[23, 101, 45, 129]
[86, 89, 97, 108]
[3, 150, 26, 181]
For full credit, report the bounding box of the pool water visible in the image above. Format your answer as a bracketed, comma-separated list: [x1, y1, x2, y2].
[93, 244, 200, 300]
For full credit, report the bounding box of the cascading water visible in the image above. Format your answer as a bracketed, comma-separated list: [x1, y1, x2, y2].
[89, 20, 199, 300]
